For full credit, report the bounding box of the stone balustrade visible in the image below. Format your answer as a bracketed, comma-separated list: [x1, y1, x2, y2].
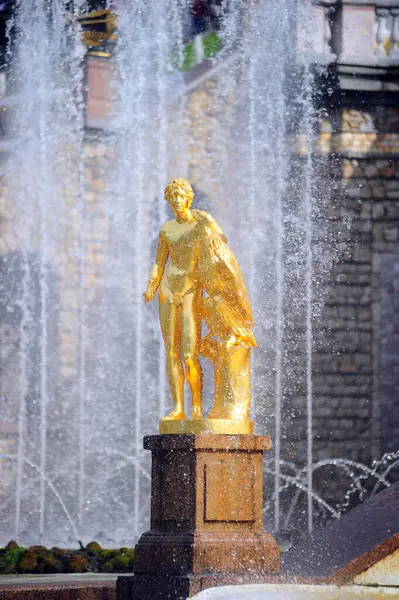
[309, 0, 399, 66]
[375, 6, 399, 57]
[308, 1, 337, 61]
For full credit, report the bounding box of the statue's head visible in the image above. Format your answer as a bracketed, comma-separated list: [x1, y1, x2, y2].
[164, 178, 194, 213]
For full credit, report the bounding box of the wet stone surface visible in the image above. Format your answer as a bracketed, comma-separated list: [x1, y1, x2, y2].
[281, 482, 399, 581]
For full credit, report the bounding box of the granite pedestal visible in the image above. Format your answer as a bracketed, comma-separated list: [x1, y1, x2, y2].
[117, 434, 280, 600]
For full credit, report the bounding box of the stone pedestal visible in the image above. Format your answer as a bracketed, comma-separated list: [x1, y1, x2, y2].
[117, 434, 280, 600]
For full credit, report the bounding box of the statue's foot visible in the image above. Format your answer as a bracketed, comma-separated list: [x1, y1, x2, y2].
[161, 407, 187, 421]
[191, 405, 204, 420]
[208, 408, 223, 419]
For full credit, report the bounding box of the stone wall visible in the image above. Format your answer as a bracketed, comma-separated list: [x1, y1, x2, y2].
[307, 107, 399, 466]
[379, 254, 399, 454]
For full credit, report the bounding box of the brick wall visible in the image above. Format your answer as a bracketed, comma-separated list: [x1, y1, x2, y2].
[307, 107, 399, 466]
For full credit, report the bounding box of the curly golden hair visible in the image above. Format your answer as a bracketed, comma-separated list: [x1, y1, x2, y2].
[164, 178, 195, 208]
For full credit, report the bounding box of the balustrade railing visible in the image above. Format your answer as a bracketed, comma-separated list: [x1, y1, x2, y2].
[311, 0, 399, 65]
[308, 1, 337, 60]
[375, 6, 399, 57]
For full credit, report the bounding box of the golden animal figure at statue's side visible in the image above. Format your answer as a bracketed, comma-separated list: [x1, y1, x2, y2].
[143, 178, 256, 435]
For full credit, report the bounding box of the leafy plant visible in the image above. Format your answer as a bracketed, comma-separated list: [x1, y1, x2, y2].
[0, 541, 135, 574]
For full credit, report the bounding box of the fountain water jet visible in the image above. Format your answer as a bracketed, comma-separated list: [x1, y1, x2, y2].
[0, 0, 346, 545]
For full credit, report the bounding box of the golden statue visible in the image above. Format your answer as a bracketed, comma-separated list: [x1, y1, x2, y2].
[143, 179, 256, 434]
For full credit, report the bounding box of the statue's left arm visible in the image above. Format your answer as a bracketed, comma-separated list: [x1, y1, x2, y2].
[193, 209, 227, 249]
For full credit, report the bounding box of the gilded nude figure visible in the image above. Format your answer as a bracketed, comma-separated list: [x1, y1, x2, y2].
[143, 178, 256, 434]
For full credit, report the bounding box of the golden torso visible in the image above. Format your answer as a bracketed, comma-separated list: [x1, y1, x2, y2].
[159, 218, 200, 298]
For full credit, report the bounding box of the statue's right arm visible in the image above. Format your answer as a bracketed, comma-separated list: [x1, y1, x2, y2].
[142, 230, 169, 302]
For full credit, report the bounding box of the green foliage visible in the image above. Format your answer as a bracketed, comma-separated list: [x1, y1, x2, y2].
[29, 545, 47, 554]
[98, 549, 118, 562]
[178, 32, 222, 72]
[0, 543, 26, 574]
[86, 541, 102, 554]
[0, 541, 135, 574]
[203, 32, 222, 60]
[5, 541, 19, 552]
[102, 548, 135, 573]
[51, 546, 68, 559]
[14, 546, 49, 574]
[17, 550, 39, 574]
[43, 553, 63, 574]
[181, 41, 196, 72]
[68, 553, 89, 573]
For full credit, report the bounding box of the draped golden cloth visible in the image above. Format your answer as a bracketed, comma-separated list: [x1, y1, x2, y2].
[192, 210, 256, 421]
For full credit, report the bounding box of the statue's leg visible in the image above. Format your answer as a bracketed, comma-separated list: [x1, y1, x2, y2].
[182, 291, 203, 420]
[159, 297, 186, 420]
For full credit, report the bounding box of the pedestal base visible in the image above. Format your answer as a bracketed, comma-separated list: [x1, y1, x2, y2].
[118, 434, 279, 600]
[118, 573, 201, 600]
[134, 530, 278, 575]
